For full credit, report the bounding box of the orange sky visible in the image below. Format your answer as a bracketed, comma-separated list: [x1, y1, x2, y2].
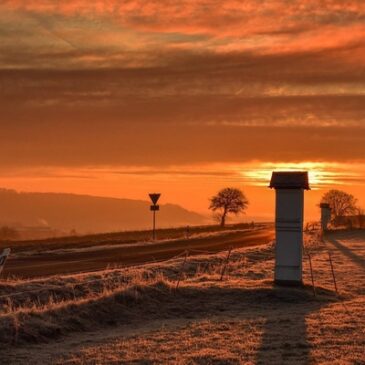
[0, 1, 364, 222]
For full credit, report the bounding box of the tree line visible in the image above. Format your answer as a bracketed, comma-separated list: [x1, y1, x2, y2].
[320, 189, 364, 228]
[209, 187, 364, 228]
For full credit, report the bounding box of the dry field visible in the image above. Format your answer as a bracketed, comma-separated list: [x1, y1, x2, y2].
[1, 224, 272, 278]
[0, 229, 364, 364]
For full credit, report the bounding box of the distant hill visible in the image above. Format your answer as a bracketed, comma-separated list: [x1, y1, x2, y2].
[0, 189, 205, 235]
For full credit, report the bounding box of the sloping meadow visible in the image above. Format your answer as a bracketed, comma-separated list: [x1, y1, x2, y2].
[0, 233, 337, 347]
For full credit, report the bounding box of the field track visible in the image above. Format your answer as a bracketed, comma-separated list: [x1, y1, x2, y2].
[2, 228, 274, 279]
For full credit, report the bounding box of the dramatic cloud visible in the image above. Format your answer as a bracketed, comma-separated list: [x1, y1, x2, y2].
[0, 1, 364, 216]
[1, 116, 365, 167]
[1, 1, 365, 68]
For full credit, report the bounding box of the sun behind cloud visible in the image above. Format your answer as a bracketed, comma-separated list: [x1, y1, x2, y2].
[240, 162, 365, 190]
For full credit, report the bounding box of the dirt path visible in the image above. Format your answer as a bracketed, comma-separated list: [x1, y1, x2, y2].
[2, 228, 274, 279]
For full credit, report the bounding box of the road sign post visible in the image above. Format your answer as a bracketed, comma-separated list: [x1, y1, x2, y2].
[149, 193, 161, 240]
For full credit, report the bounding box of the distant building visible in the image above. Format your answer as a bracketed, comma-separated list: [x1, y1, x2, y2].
[1, 225, 63, 241]
[333, 215, 365, 229]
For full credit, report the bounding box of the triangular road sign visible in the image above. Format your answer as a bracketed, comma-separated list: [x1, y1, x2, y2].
[149, 193, 161, 205]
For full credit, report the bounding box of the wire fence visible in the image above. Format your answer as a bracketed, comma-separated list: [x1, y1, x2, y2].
[1, 226, 364, 312]
[0, 245, 237, 302]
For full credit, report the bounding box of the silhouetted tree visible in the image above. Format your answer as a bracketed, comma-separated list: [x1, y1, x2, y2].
[209, 188, 249, 227]
[320, 190, 358, 225]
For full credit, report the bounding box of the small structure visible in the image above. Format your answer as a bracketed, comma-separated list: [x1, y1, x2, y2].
[320, 203, 331, 231]
[269, 171, 310, 285]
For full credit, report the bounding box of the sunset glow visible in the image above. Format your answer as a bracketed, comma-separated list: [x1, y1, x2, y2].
[1, 161, 364, 221]
[0, 0, 364, 222]
[1, 3, 365, 363]
[241, 162, 365, 189]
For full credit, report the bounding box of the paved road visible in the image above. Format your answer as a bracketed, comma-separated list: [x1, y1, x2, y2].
[2, 228, 274, 279]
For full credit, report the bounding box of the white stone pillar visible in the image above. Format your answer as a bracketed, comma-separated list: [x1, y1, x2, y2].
[270, 171, 310, 286]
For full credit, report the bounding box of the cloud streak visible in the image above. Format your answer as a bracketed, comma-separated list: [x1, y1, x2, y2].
[1, 0, 365, 68]
[0, 1, 364, 170]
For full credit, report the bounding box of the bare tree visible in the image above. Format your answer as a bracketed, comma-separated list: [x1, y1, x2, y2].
[209, 188, 249, 227]
[320, 190, 358, 225]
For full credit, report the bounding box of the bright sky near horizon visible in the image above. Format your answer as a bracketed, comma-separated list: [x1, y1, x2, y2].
[0, 1, 364, 221]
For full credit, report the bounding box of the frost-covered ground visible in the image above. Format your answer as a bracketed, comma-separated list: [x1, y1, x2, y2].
[0, 230, 364, 364]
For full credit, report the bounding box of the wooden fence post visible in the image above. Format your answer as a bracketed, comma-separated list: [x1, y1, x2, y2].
[307, 252, 316, 297]
[220, 247, 233, 281]
[328, 251, 339, 295]
[175, 251, 189, 291]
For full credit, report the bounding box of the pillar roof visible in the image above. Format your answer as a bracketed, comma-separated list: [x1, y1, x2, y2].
[269, 171, 310, 190]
